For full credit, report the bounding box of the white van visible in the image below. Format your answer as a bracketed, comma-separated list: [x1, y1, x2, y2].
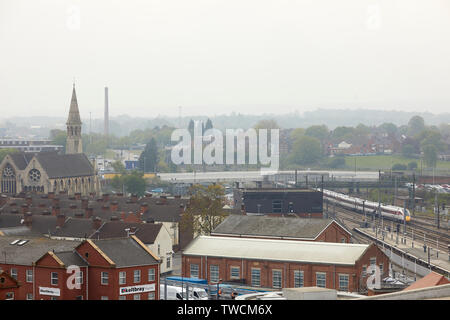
[160, 285, 195, 300]
[191, 287, 209, 300]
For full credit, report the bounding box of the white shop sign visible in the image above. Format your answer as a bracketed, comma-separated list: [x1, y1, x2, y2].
[39, 286, 61, 297]
[119, 283, 155, 295]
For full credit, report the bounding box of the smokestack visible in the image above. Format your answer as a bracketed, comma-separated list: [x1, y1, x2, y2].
[104, 86, 109, 137]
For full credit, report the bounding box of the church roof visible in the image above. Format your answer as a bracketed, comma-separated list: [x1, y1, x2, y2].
[35, 153, 94, 178]
[8, 153, 34, 170]
[66, 85, 82, 125]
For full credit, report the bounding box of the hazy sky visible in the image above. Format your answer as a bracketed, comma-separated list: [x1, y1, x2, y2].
[0, 0, 449, 119]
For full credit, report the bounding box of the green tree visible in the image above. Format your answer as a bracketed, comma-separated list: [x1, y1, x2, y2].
[379, 123, 398, 136]
[49, 129, 67, 153]
[139, 138, 159, 172]
[179, 184, 228, 236]
[407, 161, 418, 170]
[328, 157, 346, 169]
[407, 115, 425, 137]
[123, 171, 147, 197]
[422, 144, 438, 168]
[253, 119, 280, 130]
[401, 144, 416, 158]
[111, 160, 126, 174]
[392, 163, 407, 171]
[290, 136, 323, 165]
[305, 125, 329, 143]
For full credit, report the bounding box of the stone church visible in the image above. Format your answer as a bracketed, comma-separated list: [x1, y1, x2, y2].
[0, 85, 101, 195]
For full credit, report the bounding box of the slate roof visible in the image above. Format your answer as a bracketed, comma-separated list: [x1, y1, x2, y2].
[90, 237, 159, 267]
[0, 214, 23, 228]
[211, 215, 343, 239]
[51, 217, 98, 239]
[35, 153, 94, 178]
[67, 85, 82, 125]
[7, 152, 34, 170]
[0, 236, 80, 265]
[142, 204, 183, 222]
[93, 221, 162, 244]
[54, 251, 88, 267]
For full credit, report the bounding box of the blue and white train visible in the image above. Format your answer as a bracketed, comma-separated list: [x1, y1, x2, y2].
[320, 188, 411, 222]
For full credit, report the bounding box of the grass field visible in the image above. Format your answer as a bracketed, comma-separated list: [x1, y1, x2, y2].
[345, 155, 450, 172]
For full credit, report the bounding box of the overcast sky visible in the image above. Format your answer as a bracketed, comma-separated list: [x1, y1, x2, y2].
[0, 0, 449, 119]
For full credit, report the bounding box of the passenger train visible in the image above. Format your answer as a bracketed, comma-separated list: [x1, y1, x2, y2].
[320, 188, 411, 222]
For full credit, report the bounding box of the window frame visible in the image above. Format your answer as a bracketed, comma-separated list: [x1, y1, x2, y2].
[119, 271, 126, 285]
[294, 270, 304, 288]
[338, 274, 349, 291]
[101, 272, 109, 285]
[26, 269, 33, 283]
[190, 264, 199, 279]
[134, 270, 141, 283]
[251, 268, 261, 287]
[51, 272, 58, 286]
[210, 265, 219, 283]
[148, 268, 155, 282]
[316, 272, 326, 288]
[272, 269, 282, 289]
[230, 266, 240, 280]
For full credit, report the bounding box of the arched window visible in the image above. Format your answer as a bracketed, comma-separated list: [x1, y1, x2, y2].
[1, 164, 17, 193]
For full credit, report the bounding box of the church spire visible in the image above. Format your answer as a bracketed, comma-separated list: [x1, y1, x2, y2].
[66, 84, 83, 154]
[66, 84, 82, 125]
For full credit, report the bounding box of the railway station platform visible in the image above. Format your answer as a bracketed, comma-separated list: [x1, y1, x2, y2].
[354, 226, 450, 277]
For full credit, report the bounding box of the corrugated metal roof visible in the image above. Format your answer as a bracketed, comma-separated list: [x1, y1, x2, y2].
[183, 236, 369, 265]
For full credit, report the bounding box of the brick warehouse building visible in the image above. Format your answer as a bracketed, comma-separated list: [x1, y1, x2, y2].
[0, 235, 160, 300]
[182, 236, 389, 293]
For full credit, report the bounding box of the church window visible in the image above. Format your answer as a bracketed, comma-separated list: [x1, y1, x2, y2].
[28, 169, 41, 182]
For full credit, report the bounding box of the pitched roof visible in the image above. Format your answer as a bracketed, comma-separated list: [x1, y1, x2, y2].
[89, 237, 160, 267]
[142, 204, 183, 222]
[183, 236, 370, 265]
[211, 215, 344, 239]
[404, 272, 450, 291]
[53, 251, 88, 267]
[93, 221, 162, 244]
[0, 236, 80, 265]
[52, 217, 97, 239]
[35, 153, 94, 178]
[7, 152, 34, 170]
[66, 85, 82, 125]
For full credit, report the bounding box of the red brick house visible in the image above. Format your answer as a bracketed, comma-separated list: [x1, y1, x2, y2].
[182, 236, 389, 293]
[0, 235, 160, 300]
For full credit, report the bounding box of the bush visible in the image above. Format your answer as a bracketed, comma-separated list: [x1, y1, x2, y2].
[392, 163, 407, 170]
[407, 161, 418, 170]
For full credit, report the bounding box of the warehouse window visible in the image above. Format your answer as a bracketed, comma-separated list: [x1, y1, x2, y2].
[362, 265, 367, 277]
[251, 268, 261, 287]
[210, 265, 219, 283]
[26, 293, 33, 300]
[379, 264, 384, 276]
[5, 292, 14, 300]
[51, 272, 58, 285]
[101, 272, 109, 285]
[316, 272, 326, 288]
[134, 270, 141, 283]
[133, 294, 141, 300]
[101, 296, 108, 300]
[167, 257, 171, 268]
[148, 269, 155, 282]
[294, 270, 304, 288]
[230, 266, 240, 279]
[370, 257, 376, 267]
[190, 264, 199, 278]
[148, 292, 155, 300]
[272, 270, 282, 289]
[119, 296, 126, 300]
[272, 200, 282, 213]
[119, 272, 126, 285]
[26, 269, 33, 283]
[339, 274, 349, 291]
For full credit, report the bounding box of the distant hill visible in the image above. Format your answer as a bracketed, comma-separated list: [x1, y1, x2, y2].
[2, 109, 450, 137]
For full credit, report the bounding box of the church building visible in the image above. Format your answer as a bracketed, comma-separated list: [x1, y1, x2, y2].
[0, 85, 100, 195]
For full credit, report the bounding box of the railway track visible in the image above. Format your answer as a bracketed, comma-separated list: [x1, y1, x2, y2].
[327, 201, 450, 253]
